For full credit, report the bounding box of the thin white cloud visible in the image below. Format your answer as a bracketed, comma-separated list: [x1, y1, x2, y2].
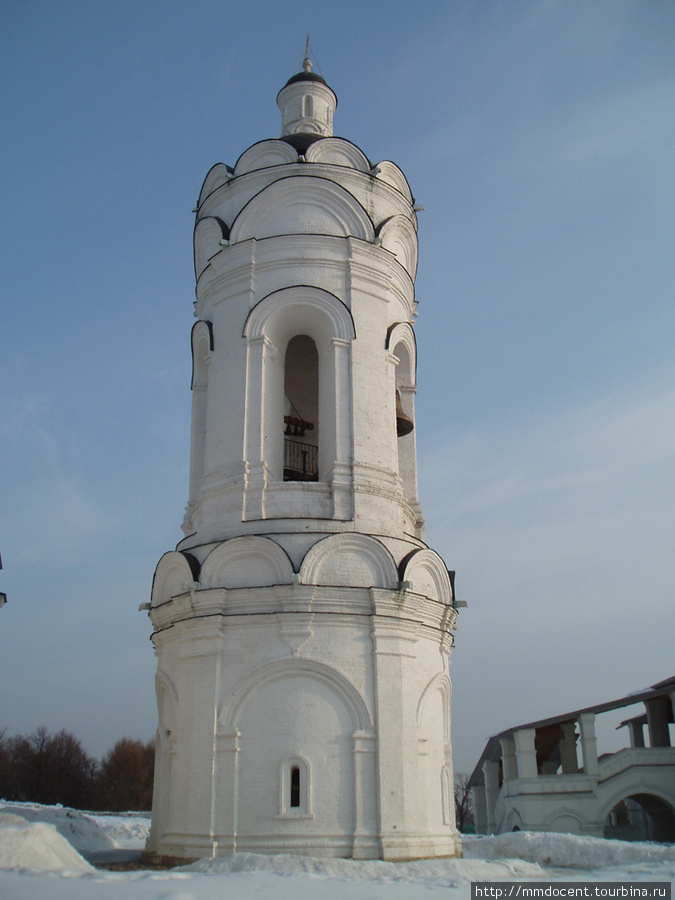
[423, 376, 675, 531]
[420, 374, 675, 768]
[554, 80, 675, 165]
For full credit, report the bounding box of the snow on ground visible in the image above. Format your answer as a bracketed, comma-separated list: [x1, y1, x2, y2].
[84, 811, 151, 850]
[0, 801, 116, 854]
[465, 831, 675, 869]
[0, 802, 673, 900]
[0, 811, 93, 874]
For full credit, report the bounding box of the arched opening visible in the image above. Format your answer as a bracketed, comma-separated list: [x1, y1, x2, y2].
[604, 794, 675, 842]
[188, 321, 212, 505]
[277, 754, 312, 818]
[393, 339, 417, 504]
[290, 766, 301, 808]
[284, 335, 319, 482]
[302, 94, 313, 119]
[242, 286, 355, 518]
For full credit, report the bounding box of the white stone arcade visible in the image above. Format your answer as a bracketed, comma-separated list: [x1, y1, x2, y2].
[470, 677, 675, 842]
[144, 58, 461, 861]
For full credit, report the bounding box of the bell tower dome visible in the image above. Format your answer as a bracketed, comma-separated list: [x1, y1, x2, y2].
[277, 56, 337, 138]
[145, 57, 461, 863]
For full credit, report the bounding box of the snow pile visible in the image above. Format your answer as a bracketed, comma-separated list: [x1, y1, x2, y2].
[86, 812, 151, 849]
[183, 850, 545, 885]
[0, 801, 114, 855]
[465, 831, 675, 869]
[0, 812, 93, 873]
[0, 802, 673, 899]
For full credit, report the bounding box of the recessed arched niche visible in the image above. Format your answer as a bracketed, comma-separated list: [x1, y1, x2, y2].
[188, 320, 213, 504]
[386, 322, 418, 511]
[284, 335, 320, 483]
[305, 138, 371, 172]
[377, 215, 418, 279]
[234, 140, 299, 176]
[230, 177, 374, 242]
[374, 160, 414, 202]
[200, 536, 294, 589]
[299, 533, 398, 589]
[198, 163, 232, 207]
[151, 551, 200, 607]
[194, 217, 228, 279]
[400, 548, 453, 606]
[242, 286, 355, 520]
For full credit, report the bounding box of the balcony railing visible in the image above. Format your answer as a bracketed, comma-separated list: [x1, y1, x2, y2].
[284, 438, 318, 482]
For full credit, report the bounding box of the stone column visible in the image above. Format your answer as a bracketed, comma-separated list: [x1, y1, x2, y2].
[646, 698, 671, 748]
[513, 728, 538, 779]
[560, 721, 579, 774]
[578, 713, 599, 776]
[242, 334, 276, 519]
[628, 720, 645, 748]
[500, 737, 518, 782]
[330, 337, 354, 519]
[483, 759, 500, 834]
[472, 784, 488, 835]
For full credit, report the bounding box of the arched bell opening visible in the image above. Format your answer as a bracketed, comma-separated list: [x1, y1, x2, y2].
[243, 286, 355, 503]
[392, 339, 418, 507]
[604, 794, 675, 842]
[396, 389, 414, 437]
[283, 335, 319, 482]
[188, 321, 213, 506]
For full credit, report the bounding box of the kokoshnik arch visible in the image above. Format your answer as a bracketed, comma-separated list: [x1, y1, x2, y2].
[143, 55, 462, 861]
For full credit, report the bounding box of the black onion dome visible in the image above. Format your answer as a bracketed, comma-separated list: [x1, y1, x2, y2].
[284, 70, 328, 87]
[276, 57, 338, 108]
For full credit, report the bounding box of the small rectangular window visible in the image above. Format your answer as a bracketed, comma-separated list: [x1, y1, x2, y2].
[290, 765, 300, 808]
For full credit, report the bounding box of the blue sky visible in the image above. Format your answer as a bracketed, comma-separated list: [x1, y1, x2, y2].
[1, 0, 673, 774]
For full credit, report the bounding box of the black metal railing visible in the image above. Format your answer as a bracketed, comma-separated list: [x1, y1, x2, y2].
[283, 438, 318, 482]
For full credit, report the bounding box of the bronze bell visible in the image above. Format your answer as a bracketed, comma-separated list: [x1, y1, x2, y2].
[395, 389, 414, 437]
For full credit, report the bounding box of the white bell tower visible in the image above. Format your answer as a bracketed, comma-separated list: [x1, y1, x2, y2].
[145, 56, 461, 862]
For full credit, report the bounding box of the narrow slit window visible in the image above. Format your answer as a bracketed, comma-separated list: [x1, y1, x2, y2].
[290, 766, 301, 808]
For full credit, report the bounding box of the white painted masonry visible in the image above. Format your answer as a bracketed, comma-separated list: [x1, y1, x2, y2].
[144, 58, 461, 861]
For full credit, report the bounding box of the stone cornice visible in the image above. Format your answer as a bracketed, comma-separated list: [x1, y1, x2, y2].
[150, 582, 457, 639]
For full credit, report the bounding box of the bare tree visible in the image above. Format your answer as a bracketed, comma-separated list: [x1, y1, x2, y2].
[454, 773, 474, 833]
[1, 726, 97, 807]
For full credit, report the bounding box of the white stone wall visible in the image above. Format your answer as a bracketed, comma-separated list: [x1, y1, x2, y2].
[183, 140, 422, 547]
[146, 69, 461, 861]
[472, 721, 675, 840]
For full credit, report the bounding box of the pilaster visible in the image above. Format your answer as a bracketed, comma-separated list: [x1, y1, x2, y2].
[514, 727, 538, 780]
[351, 729, 380, 858]
[628, 719, 645, 749]
[578, 713, 599, 776]
[472, 784, 488, 835]
[370, 614, 420, 857]
[212, 729, 241, 854]
[483, 759, 500, 834]
[500, 736, 518, 782]
[560, 720, 579, 773]
[646, 697, 672, 748]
